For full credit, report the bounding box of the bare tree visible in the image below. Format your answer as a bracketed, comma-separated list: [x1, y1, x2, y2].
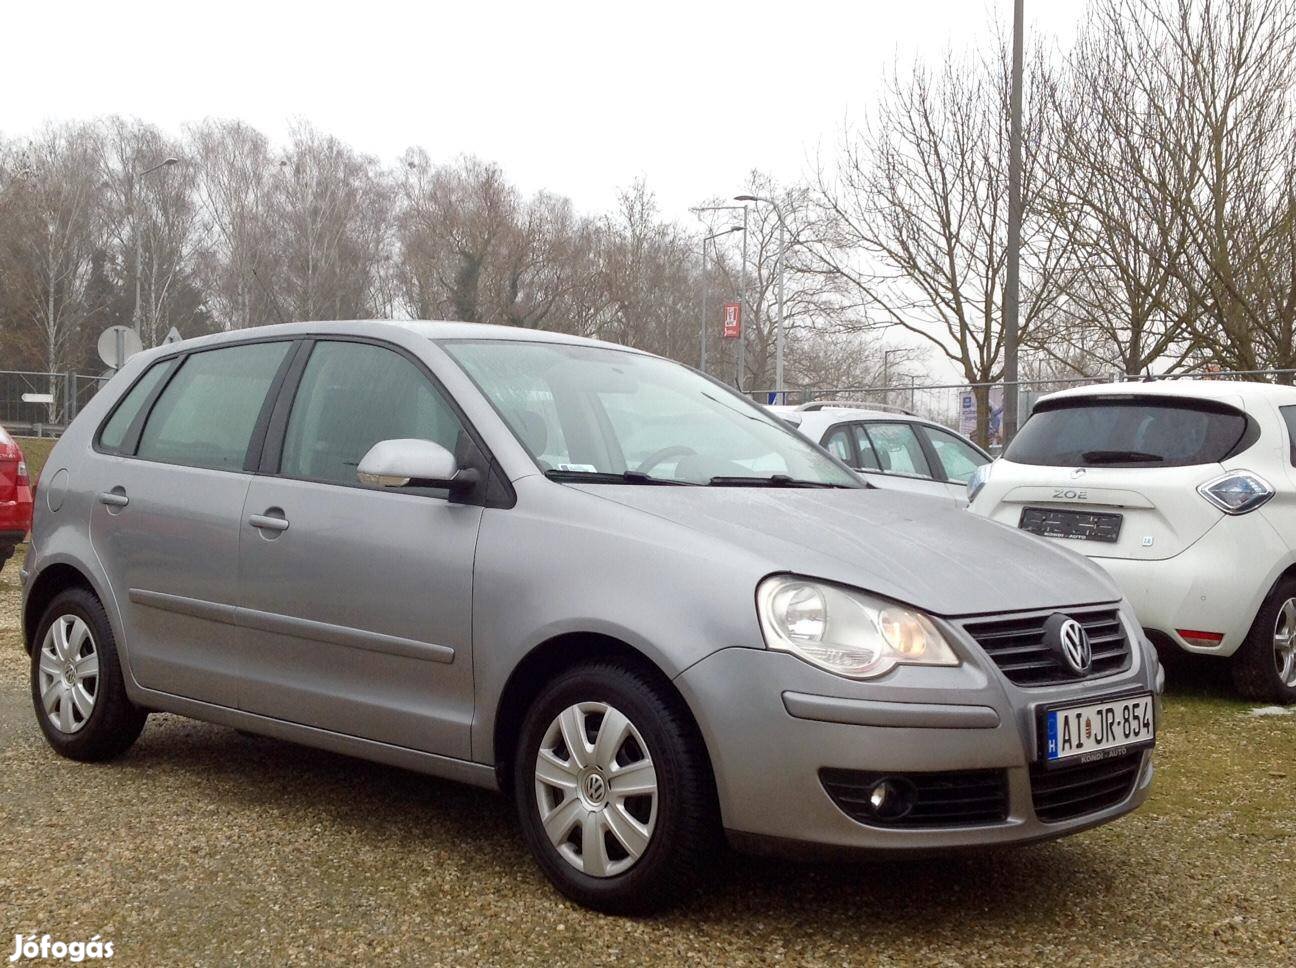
[189, 119, 282, 329]
[814, 39, 1069, 443]
[0, 124, 105, 406]
[270, 124, 392, 320]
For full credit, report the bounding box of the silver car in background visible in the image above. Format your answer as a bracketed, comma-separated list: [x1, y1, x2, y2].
[21, 321, 1160, 913]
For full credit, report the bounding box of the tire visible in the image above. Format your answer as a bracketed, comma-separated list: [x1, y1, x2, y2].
[30, 587, 147, 761]
[1232, 576, 1296, 704]
[512, 660, 718, 915]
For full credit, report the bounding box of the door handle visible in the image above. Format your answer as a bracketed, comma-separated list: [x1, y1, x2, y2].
[97, 488, 129, 508]
[248, 511, 289, 532]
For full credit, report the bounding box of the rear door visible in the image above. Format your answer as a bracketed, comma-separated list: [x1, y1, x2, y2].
[981, 395, 1251, 560]
[236, 339, 483, 759]
[87, 340, 294, 706]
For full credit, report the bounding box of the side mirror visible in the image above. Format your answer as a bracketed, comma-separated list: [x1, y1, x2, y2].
[357, 439, 479, 492]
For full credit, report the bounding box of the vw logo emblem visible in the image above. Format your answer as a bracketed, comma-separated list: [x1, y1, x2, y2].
[583, 773, 607, 804]
[1057, 618, 1093, 676]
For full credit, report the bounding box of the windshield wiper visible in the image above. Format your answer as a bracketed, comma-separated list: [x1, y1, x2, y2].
[707, 474, 851, 488]
[1081, 450, 1165, 464]
[544, 469, 695, 485]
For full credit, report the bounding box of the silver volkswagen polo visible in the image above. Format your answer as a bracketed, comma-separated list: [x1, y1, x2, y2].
[21, 321, 1160, 913]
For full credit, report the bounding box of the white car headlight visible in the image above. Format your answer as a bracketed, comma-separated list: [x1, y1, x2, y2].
[967, 461, 992, 504]
[756, 576, 959, 679]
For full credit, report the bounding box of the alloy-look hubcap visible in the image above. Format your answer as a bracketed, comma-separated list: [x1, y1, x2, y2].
[1273, 598, 1296, 688]
[534, 701, 658, 878]
[38, 615, 99, 734]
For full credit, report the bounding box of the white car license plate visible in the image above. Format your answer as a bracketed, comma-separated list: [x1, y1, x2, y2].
[1043, 693, 1154, 767]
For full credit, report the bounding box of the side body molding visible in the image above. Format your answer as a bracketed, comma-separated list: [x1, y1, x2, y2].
[127, 589, 456, 664]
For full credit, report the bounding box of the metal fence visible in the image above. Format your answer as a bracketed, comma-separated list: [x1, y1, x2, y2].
[0, 370, 109, 436]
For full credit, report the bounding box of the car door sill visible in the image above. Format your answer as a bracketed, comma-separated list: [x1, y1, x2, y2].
[126, 683, 497, 791]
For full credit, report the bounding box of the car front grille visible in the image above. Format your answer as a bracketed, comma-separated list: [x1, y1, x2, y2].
[961, 606, 1131, 687]
[1030, 753, 1143, 822]
[820, 768, 1009, 828]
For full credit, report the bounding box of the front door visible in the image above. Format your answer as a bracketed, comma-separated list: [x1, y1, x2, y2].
[236, 340, 482, 759]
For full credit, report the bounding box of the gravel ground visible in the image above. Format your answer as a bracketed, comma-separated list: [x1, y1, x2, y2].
[2, 438, 1293, 965]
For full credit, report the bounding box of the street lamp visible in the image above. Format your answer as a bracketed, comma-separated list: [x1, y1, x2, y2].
[734, 194, 788, 403]
[700, 226, 744, 373]
[130, 157, 181, 340]
[690, 204, 749, 389]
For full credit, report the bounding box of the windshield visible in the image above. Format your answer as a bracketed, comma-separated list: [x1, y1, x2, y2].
[1005, 397, 1249, 468]
[441, 339, 860, 487]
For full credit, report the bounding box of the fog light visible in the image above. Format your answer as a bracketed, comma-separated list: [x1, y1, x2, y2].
[867, 777, 917, 820]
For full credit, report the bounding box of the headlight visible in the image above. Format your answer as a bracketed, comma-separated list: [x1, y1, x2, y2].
[967, 461, 992, 504]
[756, 576, 959, 679]
[1197, 470, 1273, 514]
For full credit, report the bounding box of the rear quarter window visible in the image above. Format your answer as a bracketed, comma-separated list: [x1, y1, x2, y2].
[1006, 398, 1248, 468]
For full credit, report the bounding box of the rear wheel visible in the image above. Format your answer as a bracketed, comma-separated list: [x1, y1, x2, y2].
[1232, 577, 1296, 703]
[30, 587, 147, 760]
[512, 661, 718, 914]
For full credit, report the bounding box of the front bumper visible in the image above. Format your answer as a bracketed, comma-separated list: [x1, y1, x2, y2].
[674, 632, 1157, 856]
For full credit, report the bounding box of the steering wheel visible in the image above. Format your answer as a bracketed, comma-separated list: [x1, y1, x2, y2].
[636, 446, 697, 474]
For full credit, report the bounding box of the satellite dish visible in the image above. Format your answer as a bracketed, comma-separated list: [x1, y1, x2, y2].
[97, 326, 143, 370]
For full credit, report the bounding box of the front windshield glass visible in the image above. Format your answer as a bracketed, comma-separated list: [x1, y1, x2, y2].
[441, 339, 859, 487]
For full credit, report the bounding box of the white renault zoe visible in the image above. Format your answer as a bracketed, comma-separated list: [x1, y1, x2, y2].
[969, 380, 1296, 702]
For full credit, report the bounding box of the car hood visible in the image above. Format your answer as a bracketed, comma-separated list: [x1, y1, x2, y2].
[572, 484, 1119, 617]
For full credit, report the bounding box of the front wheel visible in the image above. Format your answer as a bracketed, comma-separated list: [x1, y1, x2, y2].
[1232, 577, 1296, 703]
[512, 661, 718, 914]
[30, 587, 148, 760]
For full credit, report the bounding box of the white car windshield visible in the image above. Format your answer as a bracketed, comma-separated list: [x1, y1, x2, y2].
[441, 339, 860, 487]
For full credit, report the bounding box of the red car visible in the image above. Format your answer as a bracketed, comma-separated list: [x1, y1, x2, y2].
[0, 424, 33, 571]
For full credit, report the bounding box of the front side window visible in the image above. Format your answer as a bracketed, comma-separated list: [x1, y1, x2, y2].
[862, 422, 932, 478]
[280, 341, 465, 486]
[926, 427, 988, 483]
[136, 342, 290, 470]
[442, 339, 859, 487]
[1006, 397, 1248, 468]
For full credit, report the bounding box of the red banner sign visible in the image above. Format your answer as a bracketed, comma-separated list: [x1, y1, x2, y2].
[722, 302, 741, 339]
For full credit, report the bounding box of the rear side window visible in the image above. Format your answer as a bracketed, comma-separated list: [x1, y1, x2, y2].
[136, 342, 290, 470]
[861, 422, 932, 478]
[1282, 406, 1296, 466]
[1006, 398, 1248, 468]
[98, 361, 172, 453]
[279, 341, 465, 486]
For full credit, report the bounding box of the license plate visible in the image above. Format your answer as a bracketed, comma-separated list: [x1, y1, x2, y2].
[1019, 506, 1123, 543]
[1042, 693, 1154, 767]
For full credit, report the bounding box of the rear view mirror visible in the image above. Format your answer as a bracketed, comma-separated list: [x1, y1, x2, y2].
[357, 439, 478, 492]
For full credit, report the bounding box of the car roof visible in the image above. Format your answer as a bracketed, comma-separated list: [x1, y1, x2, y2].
[146, 319, 646, 356]
[1039, 378, 1296, 409]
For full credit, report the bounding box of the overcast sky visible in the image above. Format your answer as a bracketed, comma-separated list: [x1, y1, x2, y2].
[5, 0, 1086, 221]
